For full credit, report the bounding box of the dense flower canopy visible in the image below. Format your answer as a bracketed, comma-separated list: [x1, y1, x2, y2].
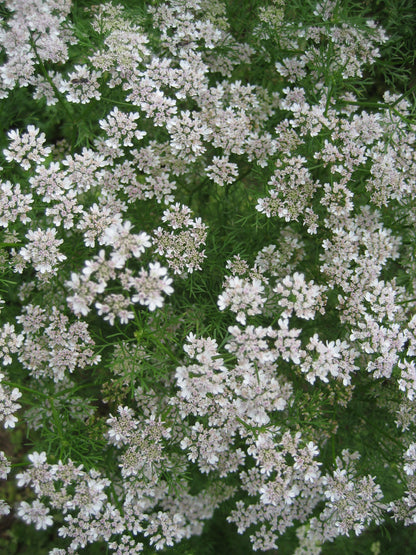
[0, 0, 415, 553]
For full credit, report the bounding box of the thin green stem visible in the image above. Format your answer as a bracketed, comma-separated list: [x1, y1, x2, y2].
[3, 381, 50, 399]
[28, 34, 74, 120]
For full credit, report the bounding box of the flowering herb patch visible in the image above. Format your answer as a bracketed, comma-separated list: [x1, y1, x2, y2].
[0, 0, 416, 553]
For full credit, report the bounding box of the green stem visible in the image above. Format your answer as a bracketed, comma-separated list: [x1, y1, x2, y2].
[397, 298, 416, 305]
[389, 83, 416, 108]
[2, 381, 50, 399]
[28, 34, 74, 120]
[100, 97, 136, 108]
[235, 415, 254, 432]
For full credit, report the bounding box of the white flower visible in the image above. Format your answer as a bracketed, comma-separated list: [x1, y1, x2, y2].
[17, 500, 53, 530]
[20, 228, 66, 274]
[0, 500, 10, 516]
[28, 451, 47, 466]
[218, 276, 266, 325]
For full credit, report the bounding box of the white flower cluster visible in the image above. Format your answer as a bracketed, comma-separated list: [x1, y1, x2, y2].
[274, 272, 327, 320]
[0, 0, 415, 553]
[0, 372, 22, 429]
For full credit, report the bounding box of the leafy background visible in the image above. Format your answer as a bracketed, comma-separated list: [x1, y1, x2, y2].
[1, 0, 416, 552]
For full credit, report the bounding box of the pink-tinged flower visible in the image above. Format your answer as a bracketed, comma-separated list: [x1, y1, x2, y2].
[3, 125, 51, 170]
[99, 106, 145, 149]
[206, 155, 239, 186]
[218, 276, 266, 325]
[0, 323, 24, 366]
[0, 372, 22, 428]
[95, 294, 134, 326]
[273, 272, 327, 320]
[153, 205, 208, 274]
[166, 110, 212, 160]
[60, 65, 102, 104]
[19, 228, 66, 275]
[101, 221, 151, 268]
[17, 500, 53, 530]
[129, 262, 173, 311]
[0, 181, 33, 227]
